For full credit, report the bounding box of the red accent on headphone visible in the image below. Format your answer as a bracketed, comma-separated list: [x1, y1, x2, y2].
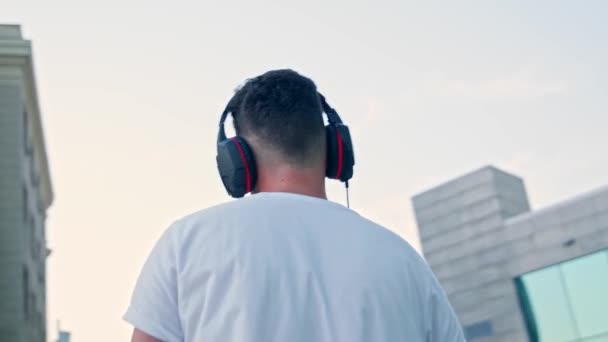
[335, 128, 344, 179]
[231, 138, 251, 193]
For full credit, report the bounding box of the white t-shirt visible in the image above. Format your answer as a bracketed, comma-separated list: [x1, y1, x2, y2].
[124, 192, 465, 342]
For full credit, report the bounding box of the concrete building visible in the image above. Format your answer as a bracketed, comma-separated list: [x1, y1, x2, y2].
[413, 166, 608, 342]
[0, 25, 54, 342]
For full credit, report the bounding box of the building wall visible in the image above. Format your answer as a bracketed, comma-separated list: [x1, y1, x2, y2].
[413, 166, 608, 342]
[0, 81, 26, 342]
[499, 187, 608, 342]
[413, 166, 531, 341]
[0, 25, 51, 342]
[504, 187, 608, 277]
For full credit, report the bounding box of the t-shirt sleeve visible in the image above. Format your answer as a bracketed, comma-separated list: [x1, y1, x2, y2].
[426, 278, 467, 342]
[124, 224, 183, 342]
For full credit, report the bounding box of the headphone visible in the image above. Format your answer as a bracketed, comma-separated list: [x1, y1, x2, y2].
[216, 92, 355, 198]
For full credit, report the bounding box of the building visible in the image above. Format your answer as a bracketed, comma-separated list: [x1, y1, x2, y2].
[413, 166, 608, 342]
[0, 25, 54, 342]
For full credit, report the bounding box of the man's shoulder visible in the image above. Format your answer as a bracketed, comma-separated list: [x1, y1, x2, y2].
[165, 195, 277, 238]
[170, 198, 246, 231]
[347, 216, 437, 284]
[353, 214, 421, 255]
[165, 194, 423, 261]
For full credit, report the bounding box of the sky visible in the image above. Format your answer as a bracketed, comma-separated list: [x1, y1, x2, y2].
[2, 0, 608, 341]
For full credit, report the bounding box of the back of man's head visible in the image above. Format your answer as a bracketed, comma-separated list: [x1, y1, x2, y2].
[231, 69, 326, 169]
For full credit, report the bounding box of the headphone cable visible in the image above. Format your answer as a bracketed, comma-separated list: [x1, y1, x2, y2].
[345, 181, 350, 208]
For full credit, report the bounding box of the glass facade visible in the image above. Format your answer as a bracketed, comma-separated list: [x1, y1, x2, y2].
[516, 249, 608, 342]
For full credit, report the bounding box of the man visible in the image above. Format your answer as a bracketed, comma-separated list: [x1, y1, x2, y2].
[124, 69, 466, 342]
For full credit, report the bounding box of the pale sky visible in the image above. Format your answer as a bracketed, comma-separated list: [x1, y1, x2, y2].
[3, 1, 608, 341]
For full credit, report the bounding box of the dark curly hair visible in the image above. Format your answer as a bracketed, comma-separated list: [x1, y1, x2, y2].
[230, 69, 325, 166]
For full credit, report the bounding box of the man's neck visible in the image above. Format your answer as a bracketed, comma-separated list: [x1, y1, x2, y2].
[254, 167, 327, 200]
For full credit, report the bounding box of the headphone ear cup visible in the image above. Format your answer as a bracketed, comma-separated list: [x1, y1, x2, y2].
[216, 137, 257, 198]
[325, 124, 355, 181]
[325, 125, 339, 179]
[338, 125, 354, 181]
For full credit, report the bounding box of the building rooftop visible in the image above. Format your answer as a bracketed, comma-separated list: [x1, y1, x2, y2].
[411, 165, 524, 210]
[0, 24, 22, 40]
[413, 165, 523, 199]
[506, 183, 608, 225]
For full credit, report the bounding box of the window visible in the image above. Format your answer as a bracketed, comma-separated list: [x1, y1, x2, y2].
[464, 320, 494, 340]
[22, 266, 29, 321]
[38, 265, 45, 285]
[36, 311, 42, 338]
[23, 109, 32, 155]
[32, 234, 39, 261]
[516, 249, 608, 342]
[23, 185, 28, 222]
[23, 109, 28, 150]
[31, 214, 37, 257]
[30, 161, 39, 187]
[561, 252, 608, 339]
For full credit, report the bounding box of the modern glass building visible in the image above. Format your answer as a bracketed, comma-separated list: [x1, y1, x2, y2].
[412, 166, 608, 342]
[516, 249, 608, 342]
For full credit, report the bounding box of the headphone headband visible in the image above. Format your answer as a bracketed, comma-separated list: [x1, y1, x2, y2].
[217, 109, 229, 143]
[217, 91, 343, 143]
[317, 92, 343, 125]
